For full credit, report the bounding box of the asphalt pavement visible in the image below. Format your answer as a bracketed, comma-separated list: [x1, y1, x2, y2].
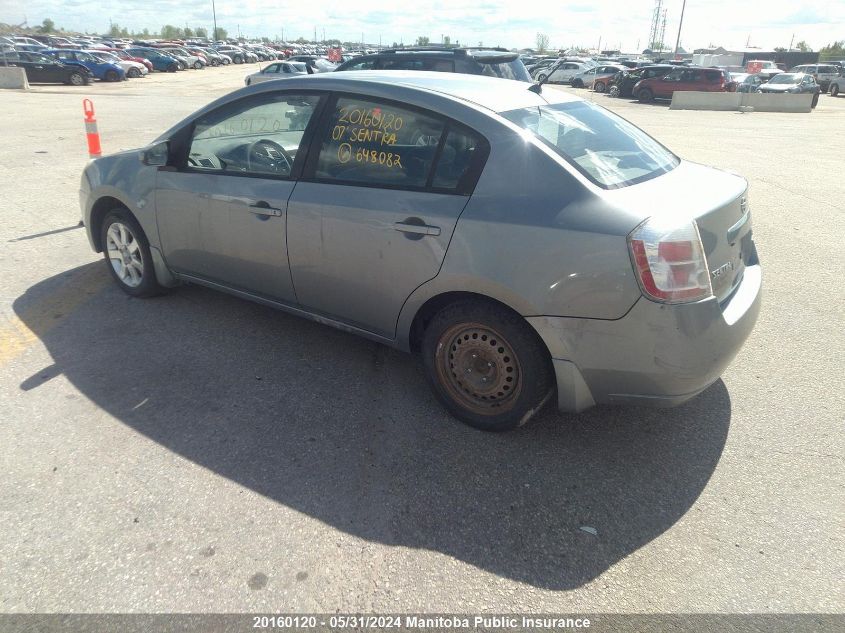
[0, 64, 842, 613]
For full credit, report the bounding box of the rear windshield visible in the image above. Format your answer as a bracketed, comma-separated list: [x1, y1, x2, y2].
[501, 101, 679, 189]
[471, 58, 531, 82]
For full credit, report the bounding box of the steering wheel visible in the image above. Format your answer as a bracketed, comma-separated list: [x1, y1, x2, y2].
[247, 139, 293, 174]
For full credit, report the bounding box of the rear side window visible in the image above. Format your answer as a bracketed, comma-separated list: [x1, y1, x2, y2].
[704, 70, 722, 82]
[313, 97, 444, 189]
[342, 59, 376, 71]
[379, 58, 425, 71]
[432, 127, 484, 191]
[502, 101, 679, 189]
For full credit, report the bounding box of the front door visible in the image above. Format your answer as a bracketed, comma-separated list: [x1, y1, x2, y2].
[156, 91, 325, 303]
[287, 95, 487, 338]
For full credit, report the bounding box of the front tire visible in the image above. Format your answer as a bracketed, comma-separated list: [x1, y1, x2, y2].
[193, 60, 204, 70]
[105, 69, 120, 82]
[67, 71, 86, 86]
[594, 81, 606, 93]
[127, 67, 140, 78]
[100, 209, 162, 298]
[537, 73, 548, 83]
[421, 300, 554, 431]
[811, 93, 819, 108]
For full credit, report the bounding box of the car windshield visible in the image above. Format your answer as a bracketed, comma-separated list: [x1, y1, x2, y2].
[93, 52, 119, 63]
[502, 101, 679, 188]
[768, 74, 801, 84]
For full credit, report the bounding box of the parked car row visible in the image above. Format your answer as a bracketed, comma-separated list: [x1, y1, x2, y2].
[242, 47, 531, 86]
[578, 63, 838, 109]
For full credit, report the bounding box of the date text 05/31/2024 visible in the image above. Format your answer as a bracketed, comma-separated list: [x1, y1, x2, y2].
[252, 615, 593, 629]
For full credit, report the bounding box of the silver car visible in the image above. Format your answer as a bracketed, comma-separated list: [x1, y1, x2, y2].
[245, 61, 308, 85]
[535, 61, 592, 84]
[80, 72, 761, 431]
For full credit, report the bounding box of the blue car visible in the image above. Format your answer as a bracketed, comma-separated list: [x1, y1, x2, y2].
[43, 49, 126, 81]
[124, 47, 181, 73]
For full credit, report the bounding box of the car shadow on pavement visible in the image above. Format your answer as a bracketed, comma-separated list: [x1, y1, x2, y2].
[14, 262, 731, 591]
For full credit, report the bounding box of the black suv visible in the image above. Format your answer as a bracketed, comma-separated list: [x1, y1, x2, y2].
[334, 47, 531, 82]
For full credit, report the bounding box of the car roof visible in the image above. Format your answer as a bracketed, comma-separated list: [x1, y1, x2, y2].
[265, 70, 581, 112]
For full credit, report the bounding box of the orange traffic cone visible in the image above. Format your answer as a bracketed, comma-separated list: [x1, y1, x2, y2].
[83, 99, 102, 158]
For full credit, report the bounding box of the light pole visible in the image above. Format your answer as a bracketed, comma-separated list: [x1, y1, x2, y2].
[673, 0, 687, 58]
[211, 0, 218, 41]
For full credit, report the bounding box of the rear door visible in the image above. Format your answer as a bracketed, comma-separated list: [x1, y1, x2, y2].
[286, 94, 488, 337]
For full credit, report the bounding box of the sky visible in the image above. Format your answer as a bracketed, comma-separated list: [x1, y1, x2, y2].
[1, 0, 843, 52]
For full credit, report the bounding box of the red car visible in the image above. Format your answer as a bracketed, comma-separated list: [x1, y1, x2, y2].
[101, 47, 154, 72]
[633, 66, 730, 102]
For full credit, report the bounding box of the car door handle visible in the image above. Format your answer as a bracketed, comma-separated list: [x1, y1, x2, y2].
[394, 220, 441, 236]
[248, 201, 282, 217]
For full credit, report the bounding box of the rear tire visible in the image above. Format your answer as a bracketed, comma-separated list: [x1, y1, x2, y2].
[811, 93, 819, 108]
[100, 209, 163, 298]
[421, 300, 554, 432]
[537, 73, 548, 83]
[609, 84, 620, 97]
[637, 88, 654, 103]
[831, 84, 839, 97]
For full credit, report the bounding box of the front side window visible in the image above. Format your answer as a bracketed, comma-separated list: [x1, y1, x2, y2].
[187, 93, 321, 177]
[313, 97, 444, 189]
[502, 101, 679, 189]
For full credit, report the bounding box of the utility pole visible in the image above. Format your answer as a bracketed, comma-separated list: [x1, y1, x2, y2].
[211, 0, 218, 41]
[788, 33, 794, 51]
[673, 0, 687, 57]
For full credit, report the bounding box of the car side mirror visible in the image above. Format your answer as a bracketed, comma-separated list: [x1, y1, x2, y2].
[140, 141, 169, 166]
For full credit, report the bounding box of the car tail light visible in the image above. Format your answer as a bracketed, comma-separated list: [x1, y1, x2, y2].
[628, 217, 713, 303]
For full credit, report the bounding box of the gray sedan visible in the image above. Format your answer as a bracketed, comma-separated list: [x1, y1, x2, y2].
[245, 61, 308, 85]
[80, 72, 761, 431]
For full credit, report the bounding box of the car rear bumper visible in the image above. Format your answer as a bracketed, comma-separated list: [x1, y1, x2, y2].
[527, 263, 762, 412]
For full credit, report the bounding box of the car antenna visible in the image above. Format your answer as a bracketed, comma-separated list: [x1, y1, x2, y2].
[528, 58, 563, 93]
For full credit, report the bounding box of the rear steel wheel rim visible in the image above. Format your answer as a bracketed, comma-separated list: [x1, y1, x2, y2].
[105, 222, 143, 288]
[436, 323, 522, 414]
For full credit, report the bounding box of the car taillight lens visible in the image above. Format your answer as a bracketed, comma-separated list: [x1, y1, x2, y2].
[628, 217, 713, 303]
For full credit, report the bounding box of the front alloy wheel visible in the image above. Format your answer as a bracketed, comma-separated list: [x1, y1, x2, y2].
[100, 210, 162, 297]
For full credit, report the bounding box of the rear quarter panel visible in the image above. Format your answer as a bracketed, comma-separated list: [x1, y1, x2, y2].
[396, 118, 646, 348]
